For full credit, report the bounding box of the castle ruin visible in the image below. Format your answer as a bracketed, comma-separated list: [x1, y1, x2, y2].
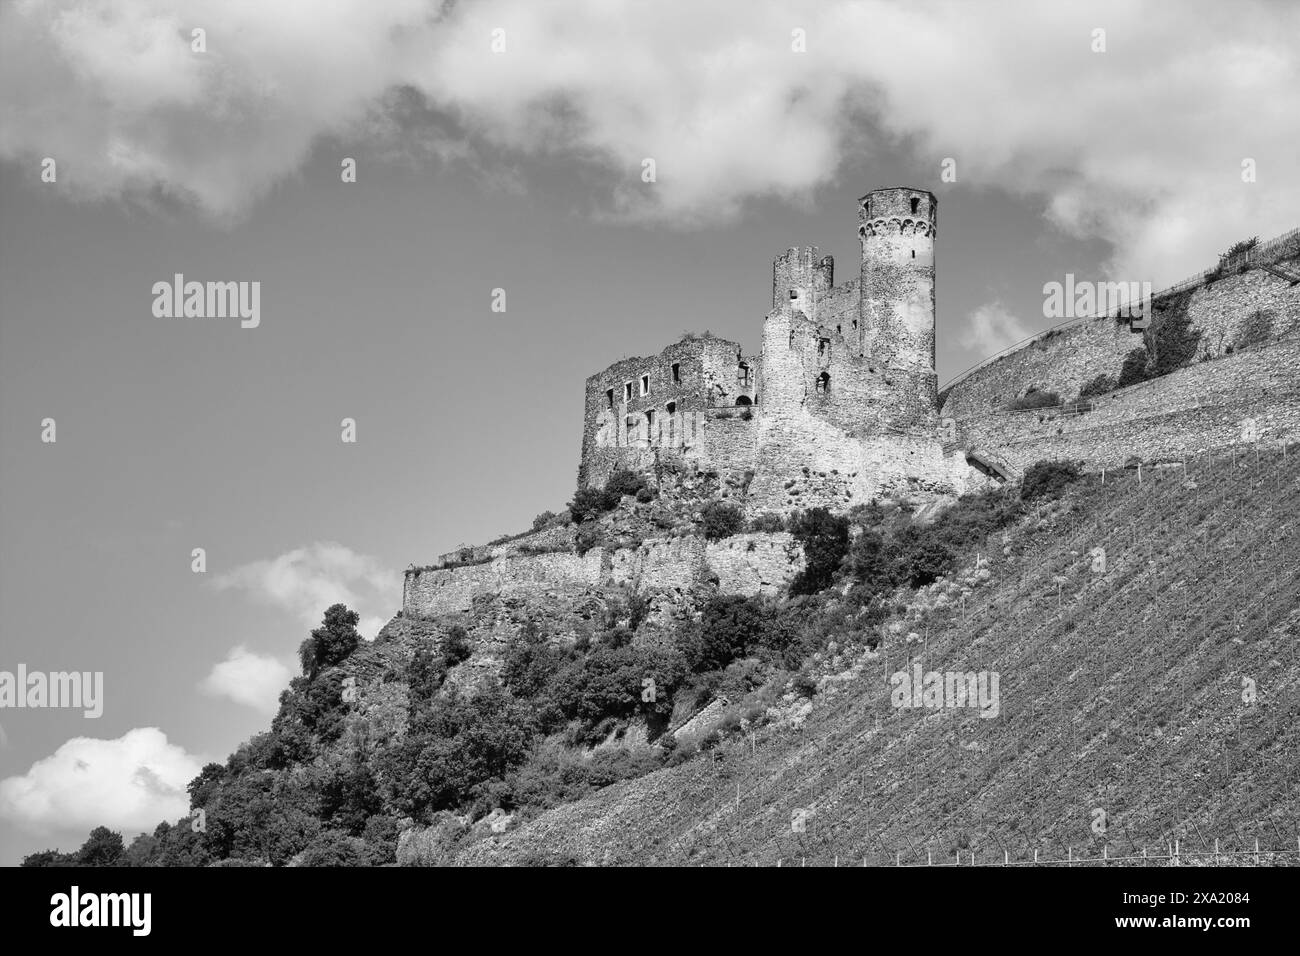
[579, 186, 985, 512]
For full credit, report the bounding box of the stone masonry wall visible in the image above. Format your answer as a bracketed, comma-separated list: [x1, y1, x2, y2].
[405, 550, 607, 616]
[579, 336, 759, 489]
[706, 532, 804, 596]
[954, 337, 1300, 474]
[404, 532, 809, 618]
[941, 258, 1300, 421]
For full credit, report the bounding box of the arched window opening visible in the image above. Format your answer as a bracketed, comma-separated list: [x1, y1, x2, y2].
[816, 372, 830, 394]
[735, 395, 752, 407]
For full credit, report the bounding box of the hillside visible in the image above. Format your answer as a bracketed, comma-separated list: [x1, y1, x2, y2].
[445, 446, 1300, 866]
[22, 445, 1298, 869]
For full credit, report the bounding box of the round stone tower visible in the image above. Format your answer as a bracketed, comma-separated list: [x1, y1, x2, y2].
[858, 187, 938, 428]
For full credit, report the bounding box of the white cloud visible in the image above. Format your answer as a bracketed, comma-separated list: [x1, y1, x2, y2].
[959, 302, 1033, 357]
[212, 541, 393, 640]
[2, 1, 1297, 280]
[0, 728, 204, 834]
[199, 645, 293, 713]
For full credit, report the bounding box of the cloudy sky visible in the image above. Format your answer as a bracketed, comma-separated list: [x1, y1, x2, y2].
[1, 0, 1296, 863]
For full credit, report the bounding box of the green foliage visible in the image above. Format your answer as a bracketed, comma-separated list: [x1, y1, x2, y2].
[531, 510, 559, 530]
[635, 486, 655, 503]
[788, 507, 850, 595]
[1021, 459, 1083, 500]
[792, 672, 818, 698]
[298, 604, 361, 678]
[700, 500, 745, 540]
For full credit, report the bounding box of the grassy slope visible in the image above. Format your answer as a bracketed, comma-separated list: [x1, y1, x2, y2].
[452, 446, 1300, 866]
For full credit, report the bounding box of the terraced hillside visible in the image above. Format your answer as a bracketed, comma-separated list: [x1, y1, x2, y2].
[453, 445, 1300, 866]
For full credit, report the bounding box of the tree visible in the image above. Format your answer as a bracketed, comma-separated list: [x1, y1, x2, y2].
[77, 826, 125, 866]
[789, 507, 850, 594]
[298, 604, 361, 677]
[188, 762, 225, 809]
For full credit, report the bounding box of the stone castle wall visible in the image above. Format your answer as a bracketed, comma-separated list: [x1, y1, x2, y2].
[705, 532, 803, 596]
[954, 336, 1300, 474]
[579, 336, 760, 489]
[941, 256, 1300, 420]
[404, 532, 805, 619]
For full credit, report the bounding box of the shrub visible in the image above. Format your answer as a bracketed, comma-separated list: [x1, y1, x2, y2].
[1115, 347, 1151, 388]
[788, 507, 850, 595]
[1006, 389, 1060, 410]
[531, 510, 559, 531]
[696, 595, 768, 671]
[1233, 310, 1275, 350]
[1147, 291, 1201, 376]
[747, 512, 786, 533]
[700, 501, 744, 540]
[443, 625, 472, 666]
[604, 469, 647, 500]
[1021, 459, 1082, 500]
[792, 672, 818, 698]
[1077, 374, 1116, 400]
[635, 487, 654, 504]
[568, 487, 613, 523]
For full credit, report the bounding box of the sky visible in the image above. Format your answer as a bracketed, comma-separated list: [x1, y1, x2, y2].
[0, 0, 1297, 864]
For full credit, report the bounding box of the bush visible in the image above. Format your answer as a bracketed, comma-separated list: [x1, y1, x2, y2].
[700, 501, 744, 540]
[531, 510, 559, 531]
[1115, 347, 1151, 388]
[791, 672, 818, 699]
[635, 487, 654, 504]
[696, 595, 767, 670]
[1006, 389, 1060, 410]
[788, 507, 850, 595]
[568, 487, 614, 523]
[443, 625, 472, 666]
[747, 512, 786, 533]
[1021, 459, 1082, 500]
[1233, 309, 1275, 351]
[604, 469, 647, 500]
[1077, 374, 1116, 400]
[567, 470, 648, 523]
